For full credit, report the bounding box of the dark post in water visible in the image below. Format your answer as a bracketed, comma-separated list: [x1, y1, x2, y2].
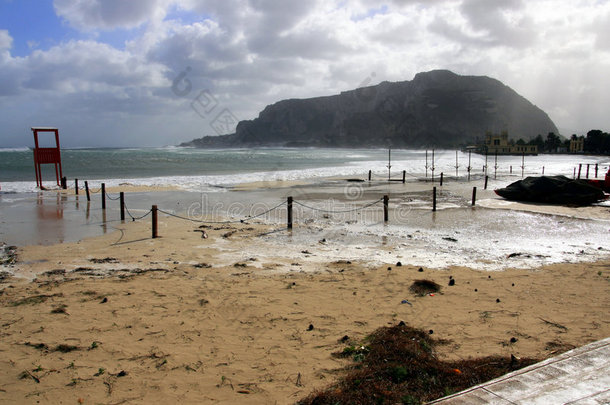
[85, 181, 90, 201]
[152, 205, 158, 238]
[101, 183, 106, 210]
[287, 196, 293, 229]
[432, 187, 437, 212]
[75, 179, 79, 195]
[120, 192, 125, 222]
[472, 187, 477, 206]
[383, 195, 389, 222]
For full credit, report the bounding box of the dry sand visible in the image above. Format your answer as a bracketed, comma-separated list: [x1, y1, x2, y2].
[1, 213, 609, 404]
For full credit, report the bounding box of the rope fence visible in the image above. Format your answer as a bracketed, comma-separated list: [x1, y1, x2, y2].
[53, 159, 607, 239]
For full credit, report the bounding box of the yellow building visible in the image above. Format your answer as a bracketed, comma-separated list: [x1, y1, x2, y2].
[569, 137, 584, 153]
[482, 132, 537, 155]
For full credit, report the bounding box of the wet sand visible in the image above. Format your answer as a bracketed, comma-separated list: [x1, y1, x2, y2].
[1, 177, 609, 404]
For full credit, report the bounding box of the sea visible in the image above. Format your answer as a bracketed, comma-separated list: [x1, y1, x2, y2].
[1, 147, 609, 272]
[1, 147, 608, 193]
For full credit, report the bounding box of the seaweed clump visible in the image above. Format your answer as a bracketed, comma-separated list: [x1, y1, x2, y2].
[298, 322, 538, 405]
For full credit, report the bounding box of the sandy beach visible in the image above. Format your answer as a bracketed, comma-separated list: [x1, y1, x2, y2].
[1, 177, 609, 404]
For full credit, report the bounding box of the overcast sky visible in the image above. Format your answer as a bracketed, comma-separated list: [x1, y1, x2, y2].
[1, 0, 609, 148]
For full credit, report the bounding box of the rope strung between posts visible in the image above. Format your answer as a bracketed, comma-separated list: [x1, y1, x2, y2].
[89, 187, 102, 194]
[124, 204, 152, 221]
[157, 200, 287, 224]
[105, 191, 121, 201]
[293, 197, 383, 214]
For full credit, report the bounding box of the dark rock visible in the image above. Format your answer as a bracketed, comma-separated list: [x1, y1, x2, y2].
[100, 297, 108, 304]
[510, 337, 518, 343]
[307, 324, 314, 331]
[396, 261, 402, 267]
[448, 279, 455, 286]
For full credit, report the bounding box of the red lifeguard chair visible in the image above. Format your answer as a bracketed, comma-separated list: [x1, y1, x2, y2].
[31, 127, 63, 189]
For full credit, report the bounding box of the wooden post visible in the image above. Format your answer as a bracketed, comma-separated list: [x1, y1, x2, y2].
[101, 183, 106, 210]
[432, 187, 437, 212]
[440, 172, 443, 186]
[120, 192, 125, 222]
[368, 170, 371, 181]
[455, 150, 459, 178]
[494, 151, 498, 179]
[467, 150, 472, 182]
[402, 170, 406, 184]
[573, 167, 576, 179]
[287, 197, 293, 229]
[152, 205, 158, 238]
[542, 166, 545, 175]
[472, 187, 477, 206]
[521, 152, 525, 178]
[383, 195, 389, 222]
[85, 181, 90, 201]
[61, 176, 67, 189]
[510, 165, 513, 174]
[578, 164, 582, 179]
[595, 163, 598, 177]
[586, 164, 590, 179]
[75, 179, 79, 195]
[484, 175, 489, 190]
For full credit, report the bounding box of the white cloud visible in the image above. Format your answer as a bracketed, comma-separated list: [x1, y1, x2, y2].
[53, 0, 169, 30]
[0, 0, 609, 147]
[0, 30, 12, 51]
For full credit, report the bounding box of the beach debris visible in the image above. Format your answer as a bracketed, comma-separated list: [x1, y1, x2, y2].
[443, 237, 458, 242]
[194, 229, 208, 238]
[100, 297, 108, 303]
[387, 266, 392, 271]
[42, 269, 65, 276]
[510, 337, 518, 343]
[339, 335, 350, 342]
[89, 257, 118, 264]
[55, 344, 80, 353]
[50, 305, 68, 314]
[233, 263, 247, 268]
[193, 263, 212, 268]
[448, 278, 455, 286]
[19, 369, 40, 383]
[496, 298, 501, 303]
[474, 288, 478, 292]
[198, 298, 209, 306]
[429, 329, 434, 334]
[539, 317, 568, 331]
[24, 342, 48, 351]
[222, 230, 236, 238]
[409, 279, 441, 296]
[400, 299, 412, 306]
[301, 321, 540, 405]
[0, 244, 17, 266]
[10, 293, 63, 307]
[307, 324, 314, 331]
[319, 238, 327, 243]
[418, 267, 424, 272]
[301, 250, 312, 255]
[396, 261, 402, 267]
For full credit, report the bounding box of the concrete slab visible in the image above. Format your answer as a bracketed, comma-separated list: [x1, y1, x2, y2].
[429, 337, 610, 405]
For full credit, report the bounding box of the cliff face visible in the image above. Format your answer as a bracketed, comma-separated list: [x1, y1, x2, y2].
[181, 70, 558, 148]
